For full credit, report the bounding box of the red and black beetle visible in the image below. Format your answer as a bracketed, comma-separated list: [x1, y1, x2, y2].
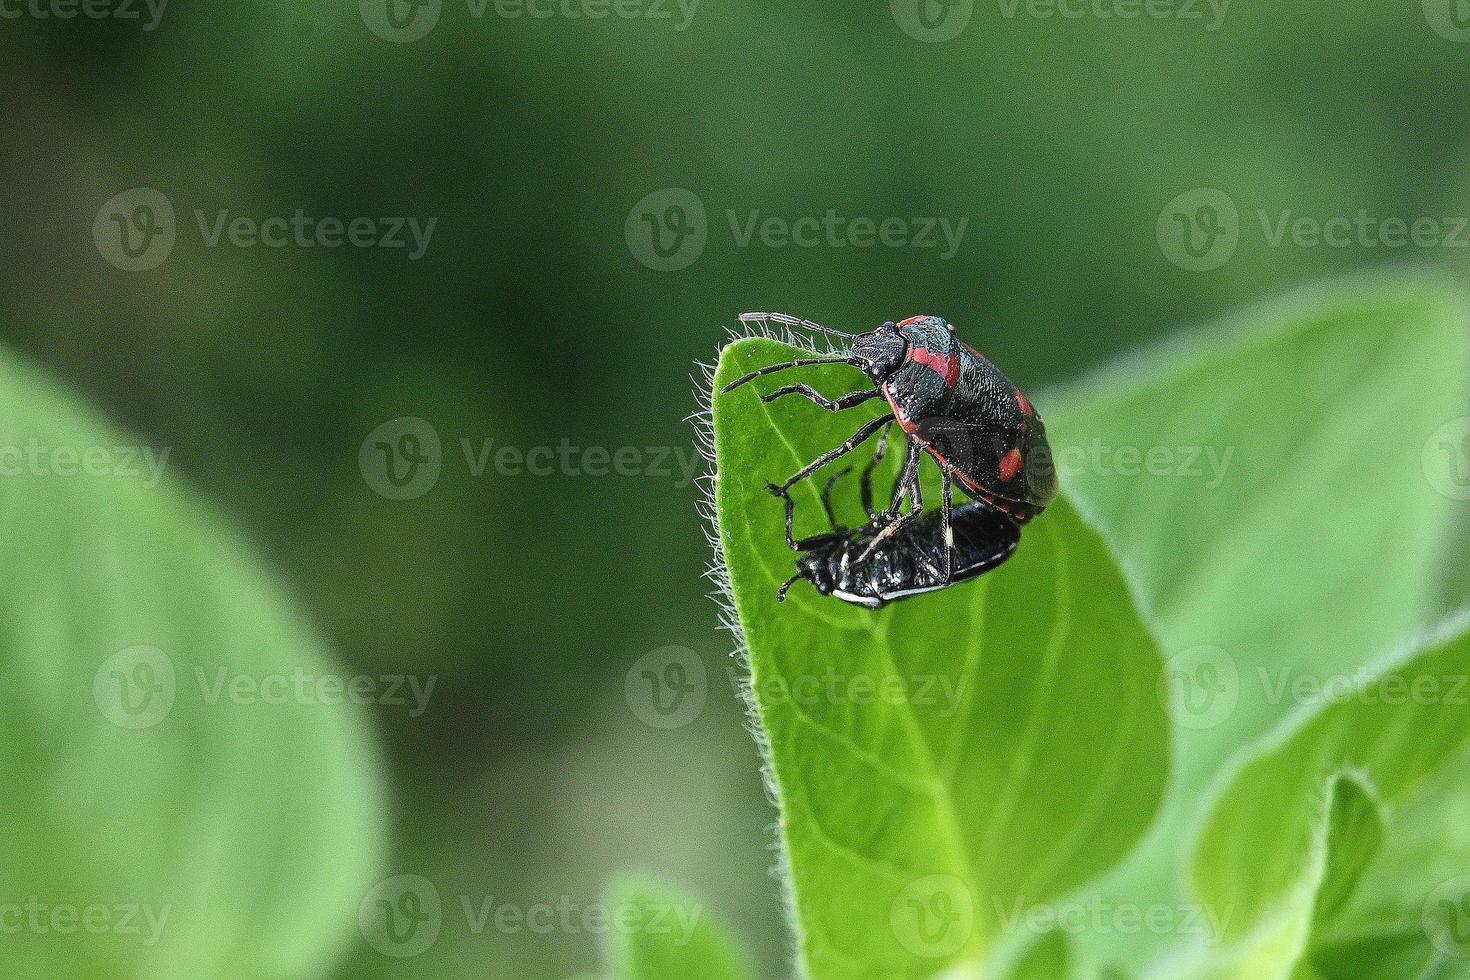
[723, 312, 1057, 588]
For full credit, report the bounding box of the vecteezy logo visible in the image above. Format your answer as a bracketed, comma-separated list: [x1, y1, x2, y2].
[890, 0, 973, 42]
[624, 645, 707, 729]
[1424, 874, 1470, 958]
[1156, 188, 1239, 272]
[359, 417, 443, 500]
[93, 189, 176, 272]
[1425, 0, 1470, 42]
[360, 0, 441, 42]
[1424, 417, 1470, 501]
[890, 875, 973, 958]
[1156, 645, 1238, 729]
[359, 874, 442, 958]
[624, 189, 707, 272]
[93, 645, 177, 729]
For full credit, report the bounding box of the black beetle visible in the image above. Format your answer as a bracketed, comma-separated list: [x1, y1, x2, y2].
[725, 312, 1056, 584]
[770, 461, 1019, 608]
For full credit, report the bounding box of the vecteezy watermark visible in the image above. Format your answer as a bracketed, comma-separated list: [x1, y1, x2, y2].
[94, 646, 177, 730]
[625, 188, 970, 271]
[93, 647, 437, 729]
[0, 0, 167, 30]
[1424, 0, 1470, 43]
[360, 875, 443, 958]
[0, 898, 171, 946]
[994, 0, 1227, 28]
[624, 189, 707, 272]
[194, 666, 436, 718]
[1159, 188, 1470, 271]
[1424, 873, 1470, 958]
[1156, 188, 1239, 272]
[458, 894, 703, 942]
[727, 665, 968, 717]
[1156, 645, 1238, 730]
[891, 0, 1225, 42]
[1157, 651, 1470, 731]
[1255, 210, 1470, 251]
[359, 417, 702, 500]
[625, 646, 708, 729]
[359, 0, 696, 43]
[0, 439, 170, 487]
[890, 0, 974, 42]
[358, 875, 705, 958]
[94, 189, 436, 272]
[460, 438, 700, 486]
[1424, 417, 1470, 501]
[993, 896, 1234, 943]
[891, 875, 974, 958]
[94, 189, 176, 272]
[359, 418, 444, 500]
[1051, 439, 1233, 489]
[194, 210, 435, 259]
[1257, 666, 1470, 710]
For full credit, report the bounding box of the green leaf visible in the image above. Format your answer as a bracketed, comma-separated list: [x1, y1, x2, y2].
[1311, 775, 1387, 934]
[602, 875, 753, 980]
[0, 349, 387, 978]
[1309, 775, 1384, 938]
[1170, 616, 1470, 978]
[1309, 927, 1470, 980]
[708, 337, 1171, 979]
[1004, 931, 1072, 980]
[1044, 275, 1470, 967]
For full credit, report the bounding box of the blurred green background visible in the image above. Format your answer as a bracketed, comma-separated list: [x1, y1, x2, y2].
[3, 0, 1470, 976]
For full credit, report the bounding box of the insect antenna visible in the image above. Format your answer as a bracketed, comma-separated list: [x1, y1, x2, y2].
[740, 311, 859, 340]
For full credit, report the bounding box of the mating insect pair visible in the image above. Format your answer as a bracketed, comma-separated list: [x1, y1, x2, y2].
[723, 312, 1057, 606]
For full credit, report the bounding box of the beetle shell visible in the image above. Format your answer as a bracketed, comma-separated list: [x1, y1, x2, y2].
[880, 315, 1057, 523]
[797, 501, 1020, 607]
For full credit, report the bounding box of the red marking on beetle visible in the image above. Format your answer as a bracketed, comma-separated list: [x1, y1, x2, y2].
[999, 448, 1024, 482]
[908, 346, 961, 389]
[1015, 390, 1033, 416]
[897, 315, 927, 327]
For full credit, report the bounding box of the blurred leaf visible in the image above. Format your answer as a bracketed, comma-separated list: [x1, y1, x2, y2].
[1045, 275, 1470, 965]
[1309, 927, 1462, 980]
[1050, 274, 1469, 746]
[0, 350, 386, 978]
[603, 876, 753, 980]
[1166, 616, 1470, 978]
[1004, 931, 1072, 980]
[710, 338, 1170, 979]
[1309, 776, 1385, 938]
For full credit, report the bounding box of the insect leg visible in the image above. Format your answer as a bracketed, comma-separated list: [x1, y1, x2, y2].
[776, 572, 804, 602]
[819, 466, 853, 529]
[721, 357, 859, 394]
[769, 483, 844, 551]
[859, 449, 924, 563]
[941, 468, 957, 582]
[885, 438, 919, 518]
[770, 415, 892, 495]
[760, 386, 882, 412]
[860, 422, 894, 520]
